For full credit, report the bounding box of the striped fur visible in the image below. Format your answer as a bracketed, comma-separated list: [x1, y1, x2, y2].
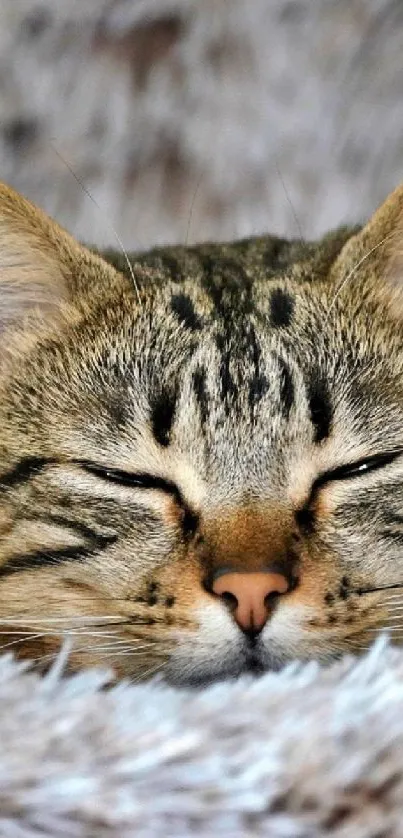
[0, 182, 402, 684]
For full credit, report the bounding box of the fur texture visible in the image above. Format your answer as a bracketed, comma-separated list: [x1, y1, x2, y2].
[1, 182, 403, 684]
[0, 638, 402, 837]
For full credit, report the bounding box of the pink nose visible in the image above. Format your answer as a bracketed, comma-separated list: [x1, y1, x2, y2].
[212, 571, 289, 633]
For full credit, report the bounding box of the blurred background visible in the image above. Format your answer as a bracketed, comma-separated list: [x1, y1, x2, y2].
[1, 0, 403, 250]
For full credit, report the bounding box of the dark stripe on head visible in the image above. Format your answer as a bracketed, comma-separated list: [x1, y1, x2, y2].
[139, 250, 184, 283]
[171, 294, 202, 331]
[0, 457, 53, 489]
[249, 373, 269, 411]
[200, 255, 253, 319]
[263, 238, 290, 272]
[192, 366, 209, 428]
[151, 386, 178, 447]
[270, 288, 294, 328]
[278, 358, 294, 418]
[307, 372, 332, 442]
[215, 333, 238, 407]
[248, 325, 269, 412]
[160, 253, 183, 281]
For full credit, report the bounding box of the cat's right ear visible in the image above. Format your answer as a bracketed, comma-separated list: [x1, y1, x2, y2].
[0, 182, 117, 334]
[0, 182, 76, 331]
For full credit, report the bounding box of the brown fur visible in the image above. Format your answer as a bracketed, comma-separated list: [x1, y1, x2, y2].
[0, 182, 402, 684]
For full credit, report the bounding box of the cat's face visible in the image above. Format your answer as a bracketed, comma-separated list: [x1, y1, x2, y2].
[0, 183, 403, 685]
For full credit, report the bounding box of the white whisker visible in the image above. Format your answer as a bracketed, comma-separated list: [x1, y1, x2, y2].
[52, 144, 141, 305]
[0, 633, 50, 651]
[0, 630, 126, 643]
[274, 158, 304, 241]
[326, 231, 396, 319]
[132, 661, 166, 683]
[73, 641, 157, 655]
[185, 172, 203, 245]
[101, 647, 159, 657]
[0, 616, 126, 625]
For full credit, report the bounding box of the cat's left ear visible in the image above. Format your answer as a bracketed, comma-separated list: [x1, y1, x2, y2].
[331, 184, 403, 305]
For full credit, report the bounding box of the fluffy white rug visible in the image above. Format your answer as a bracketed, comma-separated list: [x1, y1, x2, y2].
[1, 637, 402, 837]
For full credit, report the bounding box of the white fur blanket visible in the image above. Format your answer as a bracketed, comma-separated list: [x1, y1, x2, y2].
[1, 638, 402, 837]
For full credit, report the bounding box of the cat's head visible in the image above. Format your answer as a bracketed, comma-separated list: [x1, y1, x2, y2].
[0, 181, 403, 684]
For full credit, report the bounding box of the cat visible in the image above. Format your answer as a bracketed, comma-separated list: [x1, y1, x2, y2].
[0, 180, 402, 686]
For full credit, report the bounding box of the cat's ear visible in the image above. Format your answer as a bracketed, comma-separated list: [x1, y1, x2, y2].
[331, 184, 403, 304]
[0, 182, 114, 332]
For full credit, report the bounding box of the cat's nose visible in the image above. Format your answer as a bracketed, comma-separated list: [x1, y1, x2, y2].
[212, 571, 289, 634]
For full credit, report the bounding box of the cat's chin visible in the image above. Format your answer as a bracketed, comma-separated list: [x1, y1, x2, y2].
[163, 647, 283, 688]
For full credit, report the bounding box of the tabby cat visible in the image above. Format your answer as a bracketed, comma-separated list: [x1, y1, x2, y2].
[0, 181, 402, 685]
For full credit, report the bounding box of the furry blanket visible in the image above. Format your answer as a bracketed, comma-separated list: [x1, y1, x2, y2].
[1, 638, 403, 837]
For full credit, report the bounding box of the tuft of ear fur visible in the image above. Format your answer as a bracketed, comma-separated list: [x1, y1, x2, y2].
[330, 184, 403, 306]
[0, 182, 119, 333]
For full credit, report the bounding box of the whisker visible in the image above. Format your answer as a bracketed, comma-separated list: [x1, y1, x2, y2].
[51, 144, 141, 305]
[274, 158, 304, 241]
[0, 633, 51, 652]
[185, 172, 203, 245]
[344, 641, 372, 651]
[132, 660, 166, 683]
[72, 644, 152, 657]
[0, 616, 127, 625]
[25, 651, 66, 668]
[0, 629, 146, 653]
[103, 647, 163, 658]
[0, 629, 127, 642]
[326, 230, 396, 319]
[71, 643, 156, 655]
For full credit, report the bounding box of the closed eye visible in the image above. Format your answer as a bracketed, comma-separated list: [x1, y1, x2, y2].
[80, 461, 181, 497]
[79, 462, 199, 537]
[315, 449, 402, 488]
[296, 449, 403, 531]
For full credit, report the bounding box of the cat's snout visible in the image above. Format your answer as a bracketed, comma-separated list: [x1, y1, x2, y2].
[212, 570, 289, 635]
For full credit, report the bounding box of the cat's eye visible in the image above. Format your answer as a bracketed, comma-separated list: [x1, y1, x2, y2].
[80, 461, 199, 537]
[318, 450, 401, 487]
[297, 450, 402, 531]
[80, 462, 180, 497]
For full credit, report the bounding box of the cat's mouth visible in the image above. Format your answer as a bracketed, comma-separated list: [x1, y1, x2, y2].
[243, 651, 266, 675]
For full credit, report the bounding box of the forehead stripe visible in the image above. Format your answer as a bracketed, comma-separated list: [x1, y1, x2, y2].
[278, 358, 294, 418]
[307, 372, 332, 442]
[270, 288, 294, 327]
[151, 387, 177, 447]
[170, 294, 202, 331]
[192, 367, 209, 428]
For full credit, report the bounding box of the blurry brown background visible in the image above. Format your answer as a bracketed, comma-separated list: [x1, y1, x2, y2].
[1, 0, 402, 250]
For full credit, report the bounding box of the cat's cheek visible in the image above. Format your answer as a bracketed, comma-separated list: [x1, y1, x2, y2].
[258, 601, 336, 668]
